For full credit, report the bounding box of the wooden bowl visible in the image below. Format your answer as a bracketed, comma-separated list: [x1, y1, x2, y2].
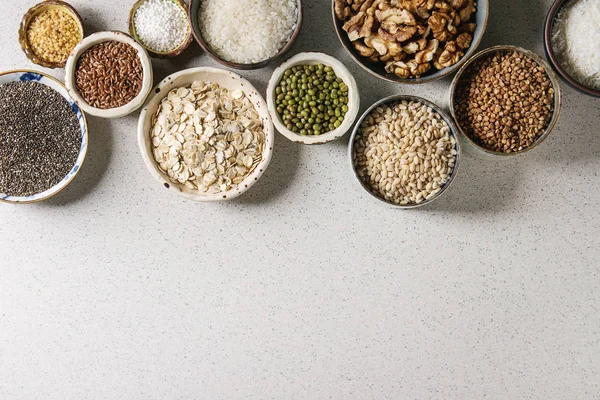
[189, 0, 303, 70]
[128, 0, 193, 58]
[543, 0, 600, 98]
[18, 0, 84, 69]
[332, 0, 489, 84]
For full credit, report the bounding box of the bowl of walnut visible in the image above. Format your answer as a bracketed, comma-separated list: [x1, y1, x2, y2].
[333, 0, 489, 84]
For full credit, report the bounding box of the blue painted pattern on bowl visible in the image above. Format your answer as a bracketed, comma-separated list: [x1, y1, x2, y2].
[0, 70, 88, 204]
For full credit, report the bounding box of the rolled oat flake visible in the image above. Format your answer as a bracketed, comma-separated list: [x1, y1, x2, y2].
[0, 81, 81, 197]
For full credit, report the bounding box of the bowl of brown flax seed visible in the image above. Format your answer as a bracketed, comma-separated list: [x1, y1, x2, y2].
[65, 31, 154, 119]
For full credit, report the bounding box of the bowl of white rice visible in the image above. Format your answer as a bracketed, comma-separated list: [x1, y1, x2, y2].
[544, 0, 600, 97]
[189, 0, 303, 70]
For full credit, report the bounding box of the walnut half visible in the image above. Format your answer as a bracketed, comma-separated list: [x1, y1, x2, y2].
[337, 0, 477, 79]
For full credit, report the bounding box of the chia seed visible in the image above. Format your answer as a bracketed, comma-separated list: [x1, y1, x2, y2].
[0, 81, 81, 197]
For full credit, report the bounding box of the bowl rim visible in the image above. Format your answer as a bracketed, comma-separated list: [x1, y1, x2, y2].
[266, 52, 361, 145]
[188, 0, 303, 70]
[64, 31, 154, 119]
[348, 95, 462, 209]
[128, 0, 194, 59]
[0, 69, 89, 204]
[18, 0, 85, 69]
[137, 66, 275, 202]
[449, 45, 562, 158]
[543, 0, 600, 98]
[331, 0, 490, 85]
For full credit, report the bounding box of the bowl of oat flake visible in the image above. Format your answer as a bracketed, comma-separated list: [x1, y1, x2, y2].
[138, 67, 274, 201]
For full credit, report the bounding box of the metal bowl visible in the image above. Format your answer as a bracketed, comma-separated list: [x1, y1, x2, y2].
[128, 0, 194, 59]
[332, 0, 489, 84]
[18, 0, 84, 69]
[543, 0, 600, 98]
[348, 95, 462, 209]
[0, 70, 88, 204]
[449, 45, 562, 159]
[189, 0, 303, 70]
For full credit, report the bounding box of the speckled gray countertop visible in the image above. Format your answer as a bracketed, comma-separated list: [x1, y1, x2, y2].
[1, 0, 599, 399]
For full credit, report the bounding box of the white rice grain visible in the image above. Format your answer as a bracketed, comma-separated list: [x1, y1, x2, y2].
[199, 0, 298, 64]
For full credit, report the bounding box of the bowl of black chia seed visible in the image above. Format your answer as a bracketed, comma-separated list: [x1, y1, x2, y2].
[0, 70, 88, 204]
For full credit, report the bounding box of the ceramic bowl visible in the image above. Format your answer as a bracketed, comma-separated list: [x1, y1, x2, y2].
[128, 0, 194, 58]
[266, 52, 360, 145]
[65, 31, 154, 119]
[137, 67, 274, 202]
[348, 95, 461, 209]
[189, 0, 303, 70]
[449, 45, 562, 159]
[0, 70, 88, 204]
[543, 0, 600, 98]
[332, 0, 489, 84]
[18, 0, 85, 69]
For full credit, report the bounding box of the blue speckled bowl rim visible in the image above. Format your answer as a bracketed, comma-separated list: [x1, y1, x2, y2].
[0, 70, 88, 204]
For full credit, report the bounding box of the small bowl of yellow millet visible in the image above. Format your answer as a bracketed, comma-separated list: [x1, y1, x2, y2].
[19, 1, 85, 69]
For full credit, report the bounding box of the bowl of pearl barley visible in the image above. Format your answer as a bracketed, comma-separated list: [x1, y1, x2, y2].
[349, 95, 461, 209]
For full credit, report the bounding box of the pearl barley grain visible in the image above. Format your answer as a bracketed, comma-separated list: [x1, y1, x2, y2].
[353, 101, 457, 206]
[134, 0, 189, 53]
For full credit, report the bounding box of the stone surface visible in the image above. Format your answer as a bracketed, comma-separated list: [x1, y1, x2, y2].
[1, 0, 599, 399]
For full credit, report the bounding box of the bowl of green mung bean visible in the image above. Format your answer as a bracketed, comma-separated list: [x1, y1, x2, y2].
[0, 70, 88, 204]
[267, 52, 360, 145]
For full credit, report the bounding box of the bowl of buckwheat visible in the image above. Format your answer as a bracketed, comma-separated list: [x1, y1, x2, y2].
[449, 45, 561, 157]
[349, 95, 461, 208]
[137, 67, 274, 202]
[65, 31, 154, 119]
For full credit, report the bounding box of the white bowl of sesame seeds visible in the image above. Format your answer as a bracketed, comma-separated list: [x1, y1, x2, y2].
[65, 31, 154, 119]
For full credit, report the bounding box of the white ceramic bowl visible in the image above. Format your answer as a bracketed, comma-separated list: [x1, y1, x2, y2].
[65, 31, 153, 119]
[267, 52, 360, 145]
[0, 70, 88, 204]
[137, 67, 274, 202]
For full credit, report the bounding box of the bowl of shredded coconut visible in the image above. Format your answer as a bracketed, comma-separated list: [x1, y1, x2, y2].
[545, 0, 600, 97]
[189, 0, 303, 70]
[129, 0, 193, 58]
